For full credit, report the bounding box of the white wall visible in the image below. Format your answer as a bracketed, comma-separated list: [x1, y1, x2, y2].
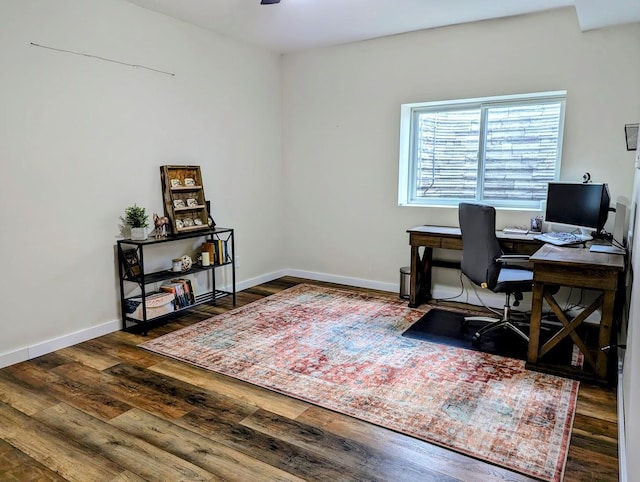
[0, 0, 284, 358]
[623, 159, 640, 481]
[282, 8, 640, 295]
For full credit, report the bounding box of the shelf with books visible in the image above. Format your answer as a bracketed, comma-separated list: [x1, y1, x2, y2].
[116, 227, 235, 334]
[201, 236, 232, 267]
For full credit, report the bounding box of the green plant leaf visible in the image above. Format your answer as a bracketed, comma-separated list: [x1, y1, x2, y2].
[124, 204, 149, 228]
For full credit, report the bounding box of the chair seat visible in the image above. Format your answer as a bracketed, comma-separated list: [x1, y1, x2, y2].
[494, 268, 533, 294]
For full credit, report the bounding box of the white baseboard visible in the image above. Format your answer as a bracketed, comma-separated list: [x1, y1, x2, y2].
[618, 353, 628, 482]
[0, 269, 512, 369]
[235, 269, 288, 292]
[281, 270, 516, 312]
[0, 319, 120, 369]
[284, 269, 398, 293]
[0, 271, 292, 369]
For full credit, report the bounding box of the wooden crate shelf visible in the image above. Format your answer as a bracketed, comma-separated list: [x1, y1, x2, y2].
[160, 165, 211, 235]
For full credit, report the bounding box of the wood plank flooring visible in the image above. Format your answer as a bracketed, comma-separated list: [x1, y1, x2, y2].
[0, 277, 618, 481]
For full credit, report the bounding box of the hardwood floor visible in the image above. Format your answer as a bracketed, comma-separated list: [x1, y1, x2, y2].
[0, 277, 618, 481]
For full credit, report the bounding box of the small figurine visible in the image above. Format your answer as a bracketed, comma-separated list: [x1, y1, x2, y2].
[153, 213, 170, 238]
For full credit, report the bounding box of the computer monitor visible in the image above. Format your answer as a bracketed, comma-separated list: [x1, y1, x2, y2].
[545, 182, 611, 236]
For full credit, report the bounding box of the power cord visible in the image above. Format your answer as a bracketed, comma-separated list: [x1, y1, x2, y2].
[468, 281, 504, 317]
[433, 272, 510, 318]
[433, 273, 589, 326]
[432, 271, 466, 302]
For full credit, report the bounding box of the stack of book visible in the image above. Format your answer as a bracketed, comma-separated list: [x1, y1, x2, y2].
[160, 278, 196, 309]
[202, 239, 231, 265]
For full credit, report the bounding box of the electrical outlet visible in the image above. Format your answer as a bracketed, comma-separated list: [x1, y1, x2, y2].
[235, 255, 240, 268]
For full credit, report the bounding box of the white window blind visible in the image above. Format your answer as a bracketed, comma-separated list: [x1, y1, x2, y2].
[398, 91, 566, 209]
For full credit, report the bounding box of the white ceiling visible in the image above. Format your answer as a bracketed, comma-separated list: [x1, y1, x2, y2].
[123, 0, 640, 53]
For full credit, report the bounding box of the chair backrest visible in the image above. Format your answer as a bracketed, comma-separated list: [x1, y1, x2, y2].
[458, 203, 502, 289]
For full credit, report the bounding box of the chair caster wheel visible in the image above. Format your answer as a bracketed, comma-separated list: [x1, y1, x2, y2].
[471, 333, 481, 347]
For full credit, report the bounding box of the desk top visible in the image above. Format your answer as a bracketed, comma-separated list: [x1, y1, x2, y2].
[407, 225, 538, 242]
[530, 244, 625, 271]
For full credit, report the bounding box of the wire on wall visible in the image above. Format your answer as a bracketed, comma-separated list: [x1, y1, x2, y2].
[30, 42, 175, 77]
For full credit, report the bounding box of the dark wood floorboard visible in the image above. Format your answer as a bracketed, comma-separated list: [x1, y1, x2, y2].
[0, 277, 618, 481]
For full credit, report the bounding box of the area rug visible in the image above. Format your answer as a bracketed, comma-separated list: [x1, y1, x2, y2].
[140, 284, 578, 482]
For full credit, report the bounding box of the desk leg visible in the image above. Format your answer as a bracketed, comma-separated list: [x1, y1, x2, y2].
[421, 247, 433, 303]
[409, 245, 419, 307]
[528, 281, 544, 364]
[409, 246, 433, 308]
[596, 289, 615, 380]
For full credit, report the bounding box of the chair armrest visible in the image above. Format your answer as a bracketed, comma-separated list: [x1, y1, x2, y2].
[496, 254, 530, 263]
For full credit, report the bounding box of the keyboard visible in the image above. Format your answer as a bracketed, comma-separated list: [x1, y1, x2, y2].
[534, 231, 593, 246]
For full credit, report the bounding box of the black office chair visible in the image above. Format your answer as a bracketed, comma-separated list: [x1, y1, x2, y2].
[458, 202, 533, 346]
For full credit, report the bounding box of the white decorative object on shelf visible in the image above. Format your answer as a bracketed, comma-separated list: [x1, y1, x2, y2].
[181, 255, 193, 271]
[201, 251, 210, 266]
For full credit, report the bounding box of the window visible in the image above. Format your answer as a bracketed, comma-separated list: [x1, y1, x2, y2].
[398, 91, 566, 209]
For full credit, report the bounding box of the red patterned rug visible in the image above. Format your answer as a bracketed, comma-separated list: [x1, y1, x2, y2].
[140, 284, 578, 481]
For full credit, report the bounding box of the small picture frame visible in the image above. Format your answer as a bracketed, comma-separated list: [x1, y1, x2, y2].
[184, 178, 196, 187]
[186, 198, 198, 207]
[173, 199, 186, 209]
[170, 179, 182, 187]
[206, 199, 216, 228]
[625, 123, 638, 151]
[122, 248, 141, 279]
[530, 216, 543, 233]
[183, 218, 194, 227]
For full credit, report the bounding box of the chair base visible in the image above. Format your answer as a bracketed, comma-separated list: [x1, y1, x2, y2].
[464, 314, 529, 347]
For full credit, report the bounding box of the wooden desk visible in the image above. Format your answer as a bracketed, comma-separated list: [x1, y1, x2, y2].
[527, 244, 625, 382]
[407, 225, 541, 308]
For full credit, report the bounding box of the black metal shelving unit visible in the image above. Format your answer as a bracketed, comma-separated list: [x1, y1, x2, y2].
[117, 227, 235, 334]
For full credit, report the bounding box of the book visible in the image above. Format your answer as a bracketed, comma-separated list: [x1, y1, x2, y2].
[176, 283, 187, 308]
[172, 278, 196, 305]
[184, 278, 196, 304]
[223, 239, 230, 262]
[160, 282, 185, 308]
[216, 239, 223, 264]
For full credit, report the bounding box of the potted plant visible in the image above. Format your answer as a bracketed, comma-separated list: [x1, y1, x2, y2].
[124, 204, 150, 240]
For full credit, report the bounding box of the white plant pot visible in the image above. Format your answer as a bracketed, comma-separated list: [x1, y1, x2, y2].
[130, 227, 148, 241]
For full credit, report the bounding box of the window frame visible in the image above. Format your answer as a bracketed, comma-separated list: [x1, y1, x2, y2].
[398, 91, 566, 210]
